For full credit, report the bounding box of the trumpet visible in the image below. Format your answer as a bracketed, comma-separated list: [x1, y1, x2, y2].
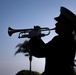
[8, 26, 55, 38]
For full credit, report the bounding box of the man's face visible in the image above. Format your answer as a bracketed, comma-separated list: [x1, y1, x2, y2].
[55, 19, 73, 35]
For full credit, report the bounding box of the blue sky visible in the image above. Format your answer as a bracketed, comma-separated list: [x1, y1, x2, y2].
[0, 0, 76, 75]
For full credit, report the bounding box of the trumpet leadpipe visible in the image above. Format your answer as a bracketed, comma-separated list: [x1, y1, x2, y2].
[41, 27, 55, 31]
[49, 28, 55, 31]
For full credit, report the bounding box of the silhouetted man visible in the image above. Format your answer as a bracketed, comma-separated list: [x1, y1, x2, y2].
[29, 6, 76, 75]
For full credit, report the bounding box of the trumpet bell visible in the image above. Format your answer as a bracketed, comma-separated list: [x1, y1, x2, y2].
[8, 27, 14, 36]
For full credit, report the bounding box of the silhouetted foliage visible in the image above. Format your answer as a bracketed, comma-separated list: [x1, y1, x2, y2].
[15, 40, 33, 75]
[15, 70, 41, 75]
[15, 40, 30, 56]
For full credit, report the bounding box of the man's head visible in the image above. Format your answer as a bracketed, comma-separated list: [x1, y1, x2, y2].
[54, 6, 76, 35]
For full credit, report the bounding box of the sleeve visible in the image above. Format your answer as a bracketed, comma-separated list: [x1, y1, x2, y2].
[29, 36, 46, 58]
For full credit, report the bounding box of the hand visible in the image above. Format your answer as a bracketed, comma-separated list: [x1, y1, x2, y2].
[28, 26, 41, 38]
